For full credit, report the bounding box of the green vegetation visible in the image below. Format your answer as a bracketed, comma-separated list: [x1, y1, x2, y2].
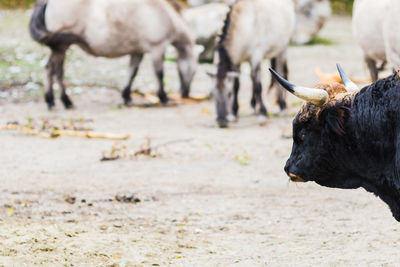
[330, 0, 354, 14]
[307, 36, 336, 46]
[0, 0, 35, 8]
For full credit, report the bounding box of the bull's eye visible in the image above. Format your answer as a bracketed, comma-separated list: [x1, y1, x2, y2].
[295, 130, 306, 143]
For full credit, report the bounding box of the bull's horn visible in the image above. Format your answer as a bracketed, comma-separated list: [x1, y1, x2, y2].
[336, 64, 359, 92]
[269, 68, 328, 106]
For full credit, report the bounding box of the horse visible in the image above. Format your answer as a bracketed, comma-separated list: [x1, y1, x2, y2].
[209, 0, 295, 128]
[29, 0, 197, 109]
[352, 0, 390, 81]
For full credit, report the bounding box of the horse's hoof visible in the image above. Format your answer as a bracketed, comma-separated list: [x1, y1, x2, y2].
[122, 94, 132, 106]
[181, 89, 189, 99]
[122, 88, 132, 105]
[47, 102, 55, 110]
[217, 119, 229, 128]
[45, 93, 55, 110]
[64, 103, 74, 110]
[61, 95, 74, 109]
[257, 115, 268, 125]
[158, 93, 169, 104]
[227, 114, 237, 123]
[123, 98, 132, 106]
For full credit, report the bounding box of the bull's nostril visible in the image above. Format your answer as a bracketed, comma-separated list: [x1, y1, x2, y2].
[284, 163, 290, 175]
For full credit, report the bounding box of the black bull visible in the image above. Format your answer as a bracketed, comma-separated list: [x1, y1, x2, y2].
[272, 70, 400, 222]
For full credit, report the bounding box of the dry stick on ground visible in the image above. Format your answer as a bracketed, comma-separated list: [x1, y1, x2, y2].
[52, 130, 130, 140]
[0, 124, 55, 138]
[0, 124, 130, 140]
[134, 137, 194, 156]
[130, 90, 210, 107]
[101, 138, 194, 161]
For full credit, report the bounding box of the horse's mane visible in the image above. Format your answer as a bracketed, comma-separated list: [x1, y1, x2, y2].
[166, 0, 187, 13]
[216, 5, 234, 83]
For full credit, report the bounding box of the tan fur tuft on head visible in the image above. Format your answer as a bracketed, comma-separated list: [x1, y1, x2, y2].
[296, 82, 355, 122]
[314, 83, 347, 99]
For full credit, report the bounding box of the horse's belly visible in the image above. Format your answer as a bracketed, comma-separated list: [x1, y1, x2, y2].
[83, 36, 169, 58]
[84, 41, 146, 58]
[83, 18, 172, 57]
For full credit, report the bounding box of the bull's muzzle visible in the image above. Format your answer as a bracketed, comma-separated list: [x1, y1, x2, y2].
[288, 173, 306, 183]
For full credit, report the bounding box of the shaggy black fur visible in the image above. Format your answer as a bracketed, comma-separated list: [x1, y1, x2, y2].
[285, 74, 400, 221]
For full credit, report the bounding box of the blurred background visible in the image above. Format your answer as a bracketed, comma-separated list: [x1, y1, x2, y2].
[0, 0, 354, 13]
[2, 1, 400, 266]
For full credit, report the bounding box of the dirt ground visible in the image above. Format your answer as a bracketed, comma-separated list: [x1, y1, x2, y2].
[1, 10, 400, 267]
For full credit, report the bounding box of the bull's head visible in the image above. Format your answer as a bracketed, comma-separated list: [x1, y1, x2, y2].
[270, 64, 360, 186]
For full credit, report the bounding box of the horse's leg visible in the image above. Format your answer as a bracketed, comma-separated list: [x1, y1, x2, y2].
[152, 48, 168, 104]
[122, 53, 144, 105]
[365, 56, 378, 82]
[232, 75, 240, 118]
[268, 57, 277, 93]
[251, 63, 267, 122]
[52, 51, 73, 109]
[173, 40, 196, 98]
[44, 50, 58, 109]
[274, 52, 288, 110]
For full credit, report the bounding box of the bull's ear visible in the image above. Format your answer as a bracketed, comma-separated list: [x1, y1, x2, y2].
[320, 106, 350, 136]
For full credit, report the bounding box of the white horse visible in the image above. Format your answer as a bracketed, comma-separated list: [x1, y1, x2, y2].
[292, 0, 331, 45]
[383, 0, 400, 71]
[210, 0, 295, 127]
[352, 0, 391, 81]
[30, 0, 196, 109]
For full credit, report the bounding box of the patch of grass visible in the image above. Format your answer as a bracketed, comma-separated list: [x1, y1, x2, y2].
[291, 36, 335, 47]
[330, 0, 354, 14]
[0, 60, 12, 68]
[164, 57, 176, 63]
[235, 152, 250, 166]
[291, 101, 303, 108]
[309, 36, 336, 45]
[0, 0, 35, 9]
[267, 112, 282, 118]
[308, 36, 336, 46]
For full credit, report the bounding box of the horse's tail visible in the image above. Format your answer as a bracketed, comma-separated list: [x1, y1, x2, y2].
[29, 0, 51, 45]
[29, 0, 87, 52]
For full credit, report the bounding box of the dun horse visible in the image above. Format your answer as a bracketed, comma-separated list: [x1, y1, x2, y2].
[352, 0, 390, 81]
[30, 0, 196, 109]
[209, 0, 295, 127]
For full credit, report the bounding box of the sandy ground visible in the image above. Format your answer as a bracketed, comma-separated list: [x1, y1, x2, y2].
[0, 10, 400, 266]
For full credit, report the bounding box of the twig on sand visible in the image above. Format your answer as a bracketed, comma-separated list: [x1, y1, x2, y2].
[100, 137, 193, 161]
[52, 130, 130, 140]
[0, 124, 54, 138]
[0, 120, 130, 140]
[127, 90, 210, 107]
